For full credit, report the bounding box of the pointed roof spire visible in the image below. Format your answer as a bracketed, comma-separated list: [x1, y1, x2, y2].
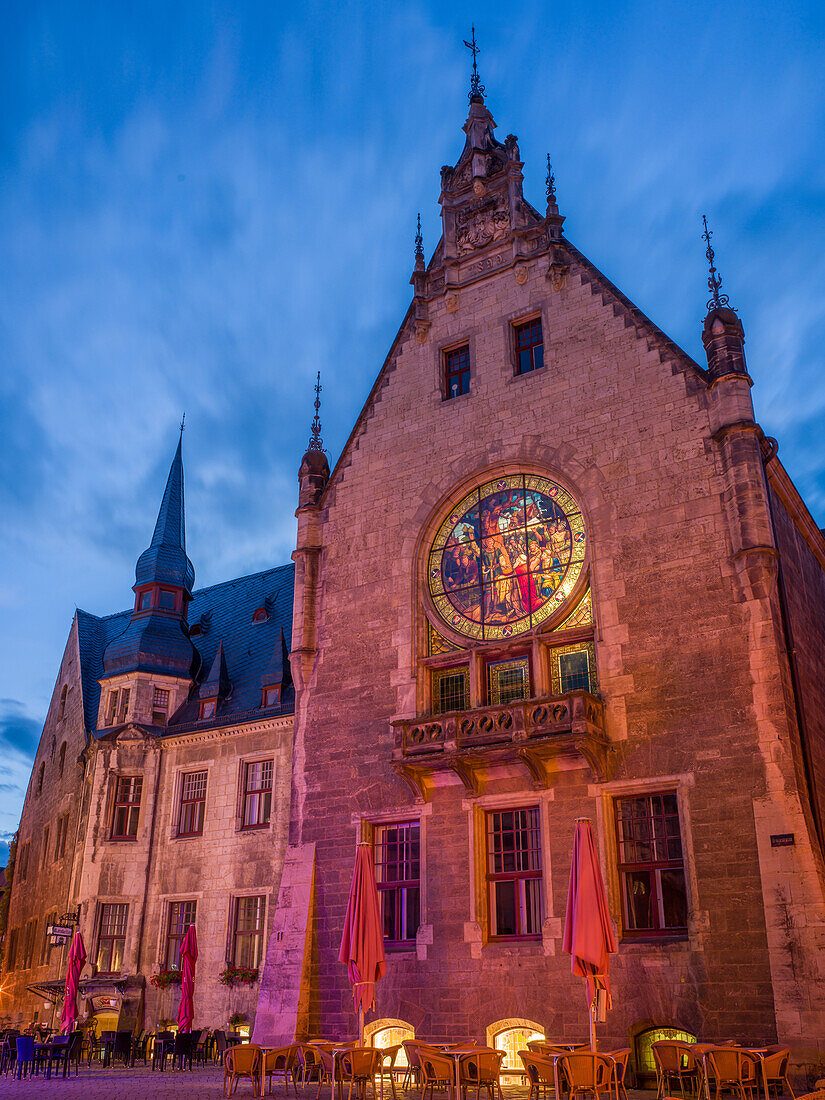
[199, 641, 231, 701]
[702, 214, 731, 311]
[463, 26, 486, 101]
[545, 154, 558, 216]
[135, 434, 195, 593]
[414, 213, 425, 271]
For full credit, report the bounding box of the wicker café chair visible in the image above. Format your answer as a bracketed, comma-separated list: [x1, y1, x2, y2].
[459, 1050, 506, 1100]
[519, 1051, 558, 1100]
[379, 1043, 402, 1100]
[557, 1052, 616, 1100]
[315, 1046, 346, 1100]
[421, 1050, 457, 1100]
[224, 1044, 262, 1098]
[340, 1047, 384, 1100]
[402, 1041, 426, 1091]
[606, 1049, 631, 1100]
[760, 1048, 796, 1100]
[703, 1049, 759, 1100]
[296, 1043, 323, 1086]
[262, 1045, 299, 1095]
[652, 1042, 700, 1099]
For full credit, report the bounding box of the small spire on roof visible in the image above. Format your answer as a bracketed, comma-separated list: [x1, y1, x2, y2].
[463, 26, 486, 101]
[414, 213, 425, 271]
[702, 214, 731, 311]
[307, 371, 324, 453]
[179, 411, 186, 435]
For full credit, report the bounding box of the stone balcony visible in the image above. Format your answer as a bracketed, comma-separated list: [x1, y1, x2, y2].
[391, 689, 608, 800]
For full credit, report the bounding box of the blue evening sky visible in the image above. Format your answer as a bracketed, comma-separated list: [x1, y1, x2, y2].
[1, 1, 824, 860]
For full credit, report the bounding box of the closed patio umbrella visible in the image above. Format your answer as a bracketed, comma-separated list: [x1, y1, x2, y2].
[60, 931, 86, 1034]
[562, 817, 618, 1051]
[338, 841, 386, 1045]
[177, 925, 198, 1033]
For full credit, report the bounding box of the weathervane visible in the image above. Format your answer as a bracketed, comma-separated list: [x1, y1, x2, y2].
[702, 214, 730, 310]
[307, 371, 324, 452]
[179, 412, 186, 435]
[546, 154, 556, 204]
[414, 213, 424, 267]
[463, 26, 485, 101]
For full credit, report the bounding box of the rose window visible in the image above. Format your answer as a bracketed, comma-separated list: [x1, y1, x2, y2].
[428, 475, 586, 641]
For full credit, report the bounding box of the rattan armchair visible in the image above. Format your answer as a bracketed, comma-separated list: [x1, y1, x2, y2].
[519, 1051, 558, 1100]
[421, 1050, 457, 1100]
[262, 1045, 299, 1095]
[557, 1052, 616, 1100]
[606, 1049, 631, 1100]
[703, 1048, 759, 1100]
[379, 1043, 402, 1100]
[224, 1043, 263, 1098]
[340, 1046, 383, 1100]
[652, 1041, 700, 1099]
[760, 1048, 795, 1100]
[402, 1040, 426, 1091]
[459, 1049, 505, 1100]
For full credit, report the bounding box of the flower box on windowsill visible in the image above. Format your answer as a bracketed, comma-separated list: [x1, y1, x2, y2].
[218, 965, 259, 988]
[150, 969, 183, 990]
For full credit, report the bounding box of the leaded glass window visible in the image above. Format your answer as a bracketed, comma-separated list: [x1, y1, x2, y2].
[166, 900, 196, 969]
[486, 807, 543, 939]
[375, 821, 420, 947]
[487, 656, 530, 705]
[615, 792, 688, 936]
[432, 667, 469, 714]
[428, 475, 586, 642]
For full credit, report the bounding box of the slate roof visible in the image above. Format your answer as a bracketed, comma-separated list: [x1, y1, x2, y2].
[76, 563, 295, 737]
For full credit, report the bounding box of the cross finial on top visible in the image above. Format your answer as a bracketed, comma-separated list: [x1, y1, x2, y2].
[702, 214, 730, 311]
[463, 26, 485, 101]
[307, 371, 324, 452]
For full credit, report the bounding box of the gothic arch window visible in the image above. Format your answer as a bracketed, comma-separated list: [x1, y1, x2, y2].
[58, 685, 67, 720]
[427, 473, 586, 642]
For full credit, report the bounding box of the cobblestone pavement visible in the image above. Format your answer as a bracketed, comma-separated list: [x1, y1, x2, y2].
[0, 1066, 656, 1100]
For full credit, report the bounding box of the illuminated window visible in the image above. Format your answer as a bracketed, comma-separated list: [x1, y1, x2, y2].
[375, 821, 420, 948]
[487, 656, 530, 705]
[514, 318, 544, 375]
[166, 900, 196, 970]
[615, 792, 687, 936]
[432, 667, 469, 714]
[96, 904, 127, 973]
[111, 776, 142, 839]
[486, 807, 543, 939]
[549, 642, 597, 695]
[368, 1024, 414, 1067]
[493, 1025, 545, 1077]
[444, 344, 471, 399]
[178, 771, 207, 836]
[242, 760, 273, 829]
[428, 475, 586, 642]
[635, 1028, 696, 1079]
[232, 896, 266, 969]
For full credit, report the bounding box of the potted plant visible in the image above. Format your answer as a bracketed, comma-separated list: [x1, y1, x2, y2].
[228, 1012, 246, 1034]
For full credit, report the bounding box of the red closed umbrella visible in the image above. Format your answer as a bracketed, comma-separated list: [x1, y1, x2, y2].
[563, 817, 618, 1050]
[338, 842, 386, 1045]
[60, 931, 86, 1034]
[177, 925, 198, 1033]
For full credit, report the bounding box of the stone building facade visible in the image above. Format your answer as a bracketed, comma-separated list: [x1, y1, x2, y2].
[1, 442, 295, 1034]
[252, 89, 825, 1081]
[2, 77, 825, 1083]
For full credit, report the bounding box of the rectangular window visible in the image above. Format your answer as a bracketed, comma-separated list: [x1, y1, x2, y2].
[40, 913, 57, 965]
[486, 807, 543, 939]
[262, 686, 281, 707]
[96, 903, 128, 973]
[549, 642, 597, 696]
[514, 318, 544, 375]
[19, 841, 30, 882]
[178, 771, 207, 837]
[166, 900, 197, 970]
[41, 826, 50, 870]
[55, 814, 69, 860]
[117, 688, 130, 723]
[140, 591, 152, 610]
[6, 927, 18, 971]
[615, 791, 688, 937]
[375, 821, 420, 948]
[444, 345, 471, 399]
[232, 896, 266, 969]
[432, 666, 470, 714]
[487, 656, 530, 706]
[199, 699, 216, 720]
[106, 690, 119, 725]
[242, 760, 273, 829]
[159, 589, 176, 610]
[111, 776, 142, 840]
[152, 687, 170, 726]
[23, 919, 39, 969]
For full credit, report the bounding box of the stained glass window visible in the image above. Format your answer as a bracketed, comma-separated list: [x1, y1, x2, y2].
[432, 667, 469, 714]
[549, 642, 597, 695]
[428, 475, 586, 641]
[487, 657, 530, 705]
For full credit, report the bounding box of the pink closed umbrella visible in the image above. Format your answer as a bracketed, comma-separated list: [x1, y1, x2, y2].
[177, 925, 198, 1033]
[338, 842, 386, 1045]
[563, 817, 618, 1050]
[60, 931, 86, 1034]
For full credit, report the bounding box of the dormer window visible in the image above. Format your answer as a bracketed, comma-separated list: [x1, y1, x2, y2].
[139, 591, 152, 611]
[252, 607, 269, 624]
[199, 699, 216, 720]
[152, 687, 170, 726]
[262, 686, 281, 708]
[159, 589, 177, 610]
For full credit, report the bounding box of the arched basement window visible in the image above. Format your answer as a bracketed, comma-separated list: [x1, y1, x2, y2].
[635, 1027, 696, 1084]
[364, 1019, 414, 1067]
